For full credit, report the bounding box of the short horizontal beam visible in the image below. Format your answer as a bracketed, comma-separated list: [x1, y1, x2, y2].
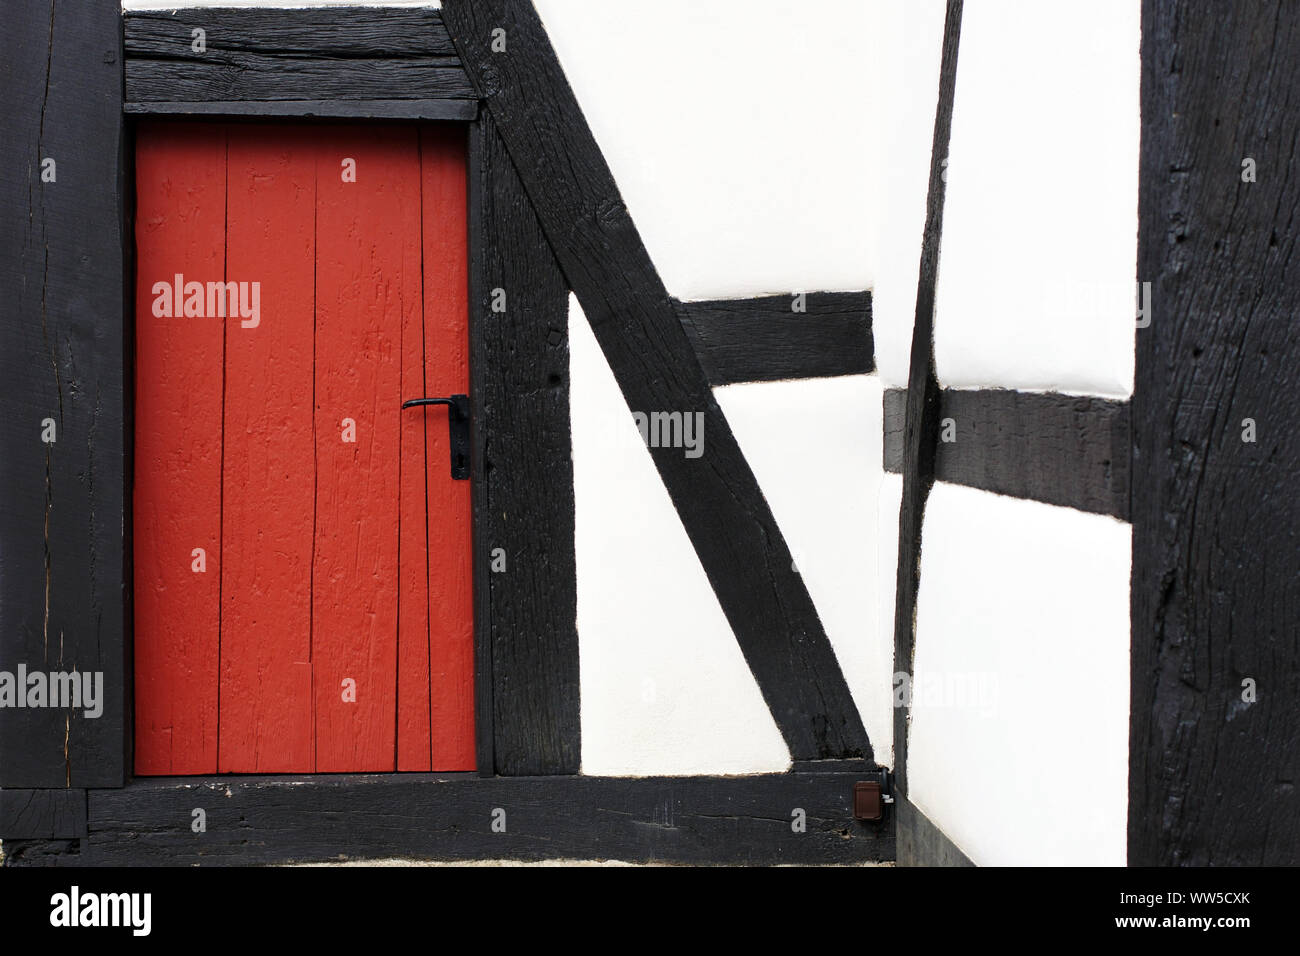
[124, 7, 459, 59]
[124, 100, 478, 121]
[126, 58, 474, 104]
[677, 291, 873, 386]
[123, 8, 474, 106]
[883, 387, 1131, 519]
[80, 772, 892, 865]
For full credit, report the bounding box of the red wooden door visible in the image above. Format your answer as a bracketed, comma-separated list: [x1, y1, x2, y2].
[133, 121, 474, 774]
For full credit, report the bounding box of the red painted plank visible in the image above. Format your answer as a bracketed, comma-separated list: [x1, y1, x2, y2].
[312, 127, 421, 771]
[421, 125, 475, 771]
[218, 126, 318, 772]
[397, 159, 433, 772]
[133, 122, 227, 775]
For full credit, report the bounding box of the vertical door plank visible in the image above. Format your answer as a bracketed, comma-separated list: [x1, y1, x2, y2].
[218, 126, 318, 772]
[397, 147, 433, 772]
[313, 127, 419, 771]
[133, 123, 227, 774]
[421, 125, 476, 771]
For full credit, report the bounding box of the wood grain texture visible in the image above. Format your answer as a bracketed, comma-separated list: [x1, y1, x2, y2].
[466, 119, 496, 777]
[676, 292, 873, 385]
[311, 127, 417, 772]
[0, 0, 127, 788]
[0, 839, 82, 866]
[0, 789, 86, 840]
[443, 0, 872, 763]
[79, 772, 892, 865]
[1131, 0, 1300, 865]
[124, 7, 459, 59]
[419, 126, 476, 772]
[218, 126, 317, 773]
[398, 146, 434, 773]
[883, 388, 1131, 519]
[472, 114, 579, 775]
[126, 56, 474, 105]
[123, 8, 472, 107]
[124, 100, 479, 121]
[132, 123, 226, 776]
[892, 0, 963, 796]
[124, 102, 480, 123]
[131, 123, 475, 775]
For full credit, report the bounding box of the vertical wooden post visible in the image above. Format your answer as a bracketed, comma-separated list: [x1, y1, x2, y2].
[470, 112, 580, 775]
[0, 0, 127, 788]
[1131, 0, 1300, 865]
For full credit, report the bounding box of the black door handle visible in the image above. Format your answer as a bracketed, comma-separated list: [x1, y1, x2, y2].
[402, 394, 469, 480]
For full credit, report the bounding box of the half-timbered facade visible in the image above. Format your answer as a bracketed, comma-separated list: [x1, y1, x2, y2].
[1, 0, 1296, 867]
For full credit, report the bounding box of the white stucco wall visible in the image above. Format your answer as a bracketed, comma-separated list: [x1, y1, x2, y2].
[907, 482, 1131, 866]
[872, 0, 948, 388]
[716, 374, 892, 770]
[531, 0, 890, 774]
[533, 0, 877, 302]
[933, 0, 1140, 397]
[569, 296, 790, 776]
[899, 1, 1139, 865]
[570, 298, 894, 776]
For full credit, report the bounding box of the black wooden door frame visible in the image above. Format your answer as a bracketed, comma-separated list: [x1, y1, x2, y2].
[119, 8, 580, 786]
[1, 2, 888, 866]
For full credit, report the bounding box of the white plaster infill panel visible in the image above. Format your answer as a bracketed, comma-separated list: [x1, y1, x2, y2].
[933, 0, 1140, 398]
[717, 374, 891, 769]
[873, 0, 948, 389]
[534, 0, 877, 303]
[907, 481, 1131, 866]
[569, 295, 790, 777]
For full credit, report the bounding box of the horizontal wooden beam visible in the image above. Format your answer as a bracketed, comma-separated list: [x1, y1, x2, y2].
[883, 387, 1130, 520]
[60, 773, 892, 865]
[124, 100, 478, 121]
[125, 58, 474, 104]
[123, 7, 458, 59]
[123, 8, 474, 105]
[676, 292, 873, 386]
[0, 789, 86, 840]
